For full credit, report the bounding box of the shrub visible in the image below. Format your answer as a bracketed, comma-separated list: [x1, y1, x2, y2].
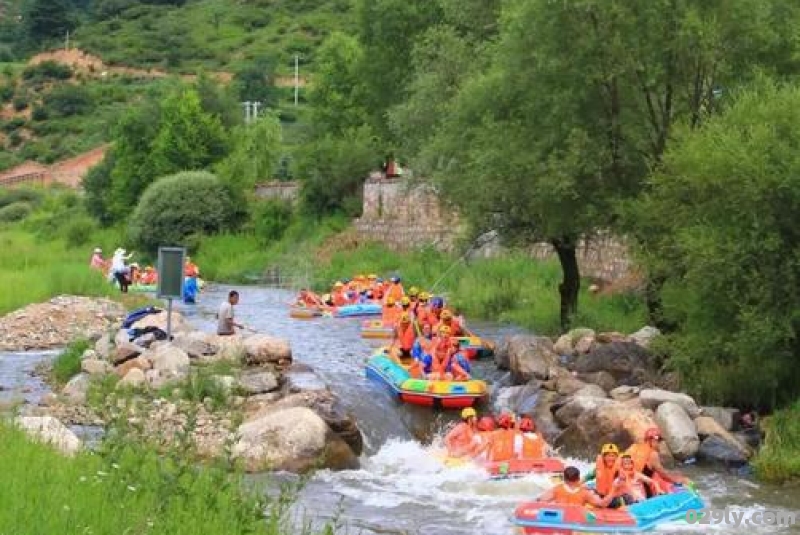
[129, 171, 236, 254]
[1, 117, 25, 133]
[0, 84, 13, 103]
[52, 339, 91, 384]
[253, 199, 293, 244]
[12, 95, 28, 111]
[0, 188, 41, 209]
[43, 85, 93, 117]
[30, 106, 48, 121]
[0, 202, 32, 223]
[22, 61, 73, 82]
[62, 215, 98, 248]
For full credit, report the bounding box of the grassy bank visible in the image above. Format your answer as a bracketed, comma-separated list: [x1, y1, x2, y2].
[753, 402, 800, 482]
[0, 422, 318, 535]
[195, 220, 646, 336]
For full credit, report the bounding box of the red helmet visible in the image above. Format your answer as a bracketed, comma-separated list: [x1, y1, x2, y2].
[477, 416, 496, 432]
[519, 417, 535, 432]
[496, 413, 514, 429]
[644, 427, 663, 441]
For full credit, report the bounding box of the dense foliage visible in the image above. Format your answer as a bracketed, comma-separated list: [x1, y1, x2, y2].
[128, 171, 237, 253]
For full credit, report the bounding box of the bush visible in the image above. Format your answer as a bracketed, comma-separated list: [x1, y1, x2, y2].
[52, 339, 91, 384]
[62, 215, 99, 248]
[1, 117, 25, 133]
[0, 202, 32, 223]
[129, 171, 236, 254]
[22, 61, 73, 82]
[0, 84, 14, 103]
[12, 95, 28, 111]
[30, 106, 48, 121]
[0, 188, 41, 209]
[43, 85, 93, 117]
[253, 199, 293, 244]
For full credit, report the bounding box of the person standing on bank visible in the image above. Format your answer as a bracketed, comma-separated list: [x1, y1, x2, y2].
[217, 290, 244, 335]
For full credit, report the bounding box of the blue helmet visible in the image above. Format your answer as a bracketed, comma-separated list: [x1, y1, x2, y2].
[390, 276, 400, 283]
[431, 297, 444, 309]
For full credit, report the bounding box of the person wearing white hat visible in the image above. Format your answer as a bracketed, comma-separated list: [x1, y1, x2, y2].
[110, 248, 135, 293]
[89, 247, 106, 272]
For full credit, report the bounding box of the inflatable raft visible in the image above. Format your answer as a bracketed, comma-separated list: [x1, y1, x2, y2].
[365, 352, 487, 409]
[514, 485, 704, 533]
[334, 303, 382, 318]
[360, 319, 394, 339]
[438, 454, 565, 480]
[289, 306, 324, 319]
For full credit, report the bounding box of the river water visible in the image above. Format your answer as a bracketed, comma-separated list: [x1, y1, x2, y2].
[2, 285, 799, 534]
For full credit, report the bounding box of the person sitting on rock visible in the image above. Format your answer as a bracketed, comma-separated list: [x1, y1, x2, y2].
[444, 407, 482, 458]
[538, 466, 618, 507]
[625, 427, 690, 496]
[612, 454, 664, 504]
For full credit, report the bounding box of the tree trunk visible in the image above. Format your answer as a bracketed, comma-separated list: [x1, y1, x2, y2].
[552, 238, 580, 333]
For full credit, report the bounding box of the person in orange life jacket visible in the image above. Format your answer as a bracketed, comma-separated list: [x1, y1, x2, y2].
[625, 427, 689, 496]
[382, 296, 400, 325]
[516, 416, 550, 459]
[428, 325, 457, 380]
[297, 289, 322, 307]
[613, 454, 663, 504]
[385, 276, 405, 303]
[415, 291, 431, 321]
[481, 412, 518, 462]
[444, 407, 483, 458]
[399, 296, 414, 321]
[436, 309, 463, 337]
[426, 296, 444, 327]
[538, 466, 618, 507]
[430, 326, 471, 381]
[471, 416, 497, 461]
[391, 313, 417, 359]
[583, 443, 628, 508]
[331, 282, 348, 306]
[184, 256, 200, 278]
[407, 286, 420, 314]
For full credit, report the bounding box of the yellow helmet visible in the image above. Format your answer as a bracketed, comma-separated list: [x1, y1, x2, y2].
[419, 292, 430, 301]
[439, 325, 451, 336]
[408, 286, 419, 296]
[386, 297, 396, 306]
[356, 274, 365, 280]
[400, 313, 410, 323]
[368, 273, 378, 279]
[401, 296, 411, 306]
[601, 443, 620, 455]
[334, 281, 344, 288]
[461, 407, 477, 419]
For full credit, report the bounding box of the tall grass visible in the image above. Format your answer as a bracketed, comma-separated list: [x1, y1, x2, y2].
[0, 422, 324, 535]
[752, 401, 800, 482]
[52, 339, 91, 384]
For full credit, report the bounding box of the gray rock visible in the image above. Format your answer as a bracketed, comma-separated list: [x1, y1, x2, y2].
[81, 349, 98, 361]
[172, 332, 219, 359]
[242, 334, 292, 366]
[655, 401, 700, 460]
[147, 343, 190, 381]
[81, 358, 112, 376]
[571, 341, 658, 384]
[700, 406, 739, 432]
[212, 375, 237, 393]
[576, 371, 616, 392]
[554, 396, 613, 428]
[629, 326, 661, 348]
[238, 371, 279, 395]
[640, 389, 701, 418]
[492, 383, 541, 415]
[118, 368, 146, 389]
[284, 370, 328, 393]
[697, 435, 751, 465]
[62, 373, 91, 404]
[504, 335, 558, 384]
[15, 416, 82, 455]
[556, 375, 589, 396]
[573, 384, 608, 398]
[567, 328, 595, 343]
[610, 385, 640, 401]
[115, 356, 152, 378]
[553, 334, 574, 357]
[574, 334, 596, 354]
[111, 342, 142, 365]
[94, 333, 113, 360]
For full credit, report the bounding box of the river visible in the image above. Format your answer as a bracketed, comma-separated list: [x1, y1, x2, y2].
[2, 285, 799, 534]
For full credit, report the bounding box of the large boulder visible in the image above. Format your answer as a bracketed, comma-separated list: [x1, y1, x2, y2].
[555, 375, 589, 396]
[62, 373, 90, 404]
[118, 368, 146, 389]
[554, 396, 613, 428]
[640, 389, 701, 418]
[576, 371, 616, 392]
[284, 369, 328, 393]
[571, 402, 658, 452]
[242, 334, 292, 367]
[202, 335, 246, 363]
[700, 407, 740, 432]
[146, 343, 190, 383]
[655, 402, 700, 460]
[571, 341, 658, 384]
[172, 332, 219, 360]
[15, 416, 82, 455]
[531, 389, 562, 442]
[130, 310, 192, 334]
[81, 358, 112, 376]
[111, 342, 142, 365]
[552, 334, 574, 357]
[573, 384, 608, 399]
[610, 385, 640, 402]
[568, 328, 595, 343]
[574, 334, 596, 354]
[503, 335, 558, 384]
[94, 333, 113, 360]
[492, 383, 541, 415]
[694, 416, 752, 465]
[115, 356, 153, 377]
[232, 406, 357, 472]
[251, 390, 364, 457]
[237, 370, 279, 395]
[629, 326, 661, 349]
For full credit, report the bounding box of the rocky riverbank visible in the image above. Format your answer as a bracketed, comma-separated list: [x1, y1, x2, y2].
[493, 327, 760, 468]
[4, 297, 363, 473]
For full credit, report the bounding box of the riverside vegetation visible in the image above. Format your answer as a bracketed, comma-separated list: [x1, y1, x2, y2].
[0, 0, 798, 484]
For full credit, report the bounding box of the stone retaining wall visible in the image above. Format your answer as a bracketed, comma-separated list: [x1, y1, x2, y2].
[254, 181, 300, 203]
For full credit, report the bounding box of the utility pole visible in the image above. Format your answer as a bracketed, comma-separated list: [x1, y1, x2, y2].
[294, 54, 299, 107]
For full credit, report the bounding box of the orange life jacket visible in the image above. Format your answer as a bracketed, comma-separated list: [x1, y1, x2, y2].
[625, 443, 653, 473]
[594, 455, 619, 496]
[487, 429, 516, 462]
[521, 433, 546, 459]
[431, 338, 454, 373]
[386, 284, 404, 303]
[395, 323, 416, 351]
[382, 305, 400, 325]
[552, 483, 588, 506]
[332, 291, 348, 306]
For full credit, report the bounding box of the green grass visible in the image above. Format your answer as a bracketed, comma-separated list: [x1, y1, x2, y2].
[51, 338, 91, 384]
[753, 401, 800, 483]
[0, 421, 324, 535]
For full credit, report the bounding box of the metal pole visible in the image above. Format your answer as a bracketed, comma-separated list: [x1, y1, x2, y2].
[166, 298, 173, 340]
[294, 55, 299, 107]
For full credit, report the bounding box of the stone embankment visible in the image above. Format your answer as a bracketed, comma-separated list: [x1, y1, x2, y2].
[493, 326, 758, 467]
[3, 297, 363, 473]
